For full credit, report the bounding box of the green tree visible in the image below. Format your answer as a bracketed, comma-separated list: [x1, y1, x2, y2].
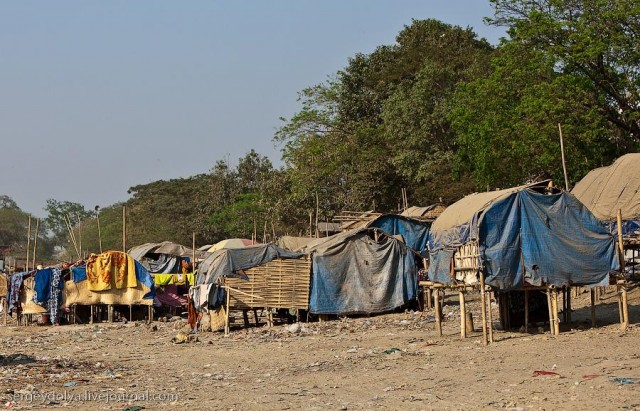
[488, 0, 640, 141]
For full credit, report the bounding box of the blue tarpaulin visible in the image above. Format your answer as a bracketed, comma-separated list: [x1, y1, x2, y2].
[428, 188, 619, 290]
[366, 215, 430, 257]
[309, 229, 417, 314]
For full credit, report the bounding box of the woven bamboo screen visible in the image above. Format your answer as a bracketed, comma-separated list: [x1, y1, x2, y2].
[224, 257, 311, 310]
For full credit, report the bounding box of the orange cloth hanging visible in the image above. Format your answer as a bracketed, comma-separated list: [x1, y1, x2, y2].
[86, 251, 137, 291]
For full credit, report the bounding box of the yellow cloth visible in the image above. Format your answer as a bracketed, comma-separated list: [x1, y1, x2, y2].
[153, 273, 194, 286]
[86, 251, 137, 291]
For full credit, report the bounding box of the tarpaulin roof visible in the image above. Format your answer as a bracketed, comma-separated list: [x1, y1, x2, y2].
[571, 153, 640, 221]
[199, 244, 305, 285]
[276, 236, 316, 252]
[128, 241, 203, 261]
[428, 187, 618, 290]
[365, 214, 431, 257]
[204, 238, 256, 253]
[308, 228, 418, 315]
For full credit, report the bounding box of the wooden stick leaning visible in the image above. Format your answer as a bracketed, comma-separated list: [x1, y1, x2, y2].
[32, 218, 39, 269]
[26, 216, 31, 271]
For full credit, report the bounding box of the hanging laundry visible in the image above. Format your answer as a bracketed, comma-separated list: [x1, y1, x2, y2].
[85, 251, 137, 291]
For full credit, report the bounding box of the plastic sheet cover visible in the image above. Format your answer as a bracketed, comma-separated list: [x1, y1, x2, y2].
[429, 189, 619, 290]
[366, 215, 431, 257]
[309, 230, 417, 314]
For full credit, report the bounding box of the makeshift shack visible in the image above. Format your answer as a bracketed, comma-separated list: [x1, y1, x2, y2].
[427, 182, 619, 342]
[572, 153, 640, 328]
[128, 241, 203, 311]
[193, 244, 308, 332]
[63, 251, 155, 323]
[306, 228, 418, 316]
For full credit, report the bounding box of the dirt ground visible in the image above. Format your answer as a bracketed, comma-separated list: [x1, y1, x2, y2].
[1, 286, 639, 411]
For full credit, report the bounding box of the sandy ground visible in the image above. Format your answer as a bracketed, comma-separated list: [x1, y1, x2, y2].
[1, 286, 639, 411]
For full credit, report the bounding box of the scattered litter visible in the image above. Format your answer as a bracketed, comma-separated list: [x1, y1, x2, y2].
[63, 381, 77, 387]
[610, 377, 640, 385]
[581, 374, 602, 380]
[383, 348, 401, 354]
[532, 370, 560, 377]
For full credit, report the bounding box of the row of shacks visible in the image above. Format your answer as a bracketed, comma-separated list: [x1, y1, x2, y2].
[2, 154, 639, 342]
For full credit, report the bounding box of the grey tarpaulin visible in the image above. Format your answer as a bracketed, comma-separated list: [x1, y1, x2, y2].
[572, 153, 640, 222]
[198, 244, 305, 285]
[428, 185, 619, 290]
[308, 229, 418, 315]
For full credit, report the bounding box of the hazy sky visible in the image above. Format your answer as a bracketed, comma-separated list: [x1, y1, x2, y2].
[0, 1, 506, 216]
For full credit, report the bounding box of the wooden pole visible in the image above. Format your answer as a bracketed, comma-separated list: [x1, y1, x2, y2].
[617, 284, 624, 324]
[546, 287, 555, 336]
[487, 290, 494, 343]
[617, 209, 625, 270]
[590, 288, 596, 327]
[558, 123, 570, 191]
[225, 287, 231, 335]
[566, 286, 572, 323]
[76, 214, 82, 259]
[434, 289, 442, 337]
[32, 218, 39, 269]
[524, 289, 529, 333]
[480, 272, 488, 345]
[26, 216, 31, 271]
[315, 190, 319, 238]
[552, 289, 560, 336]
[96, 207, 103, 253]
[459, 290, 466, 339]
[122, 206, 126, 252]
[622, 286, 629, 330]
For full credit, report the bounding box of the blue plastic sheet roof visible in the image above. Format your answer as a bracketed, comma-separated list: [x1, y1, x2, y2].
[428, 188, 619, 290]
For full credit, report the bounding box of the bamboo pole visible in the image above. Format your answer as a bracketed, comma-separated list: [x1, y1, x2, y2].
[524, 289, 529, 333]
[617, 209, 625, 270]
[552, 289, 560, 336]
[622, 286, 629, 330]
[558, 123, 570, 191]
[434, 289, 442, 337]
[76, 214, 82, 259]
[590, 288, 596, 327]
[487, 290, 494, 343]
[192, 232, 196, 276]
[122, 206, 126, 252]
[546, 287, 555, 336]
[96, 206, 103, 253]
[566, 286, 572, 323]
[32, 218, 39, 269]
[225, 288, 231, 335]
[480, 272, 488, 345]
[65, 215, 80, 259]
[26, 216, 31, 271]
[459, 290, 466, 339]
[315, 190, 319, 238]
